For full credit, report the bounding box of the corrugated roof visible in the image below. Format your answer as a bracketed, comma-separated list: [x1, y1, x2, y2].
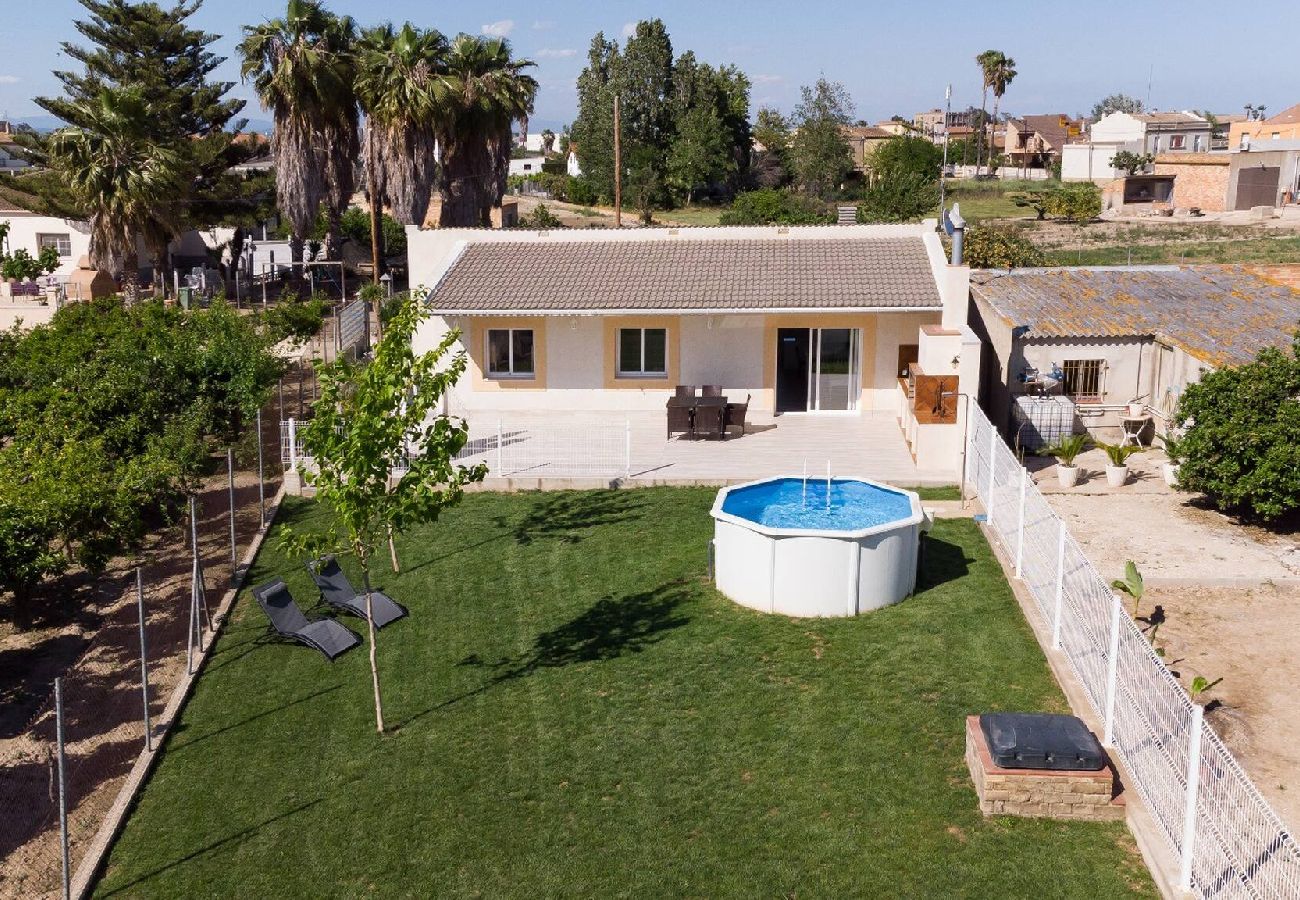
[427, 237, 942, 312]
[971, 267, 1300, 367]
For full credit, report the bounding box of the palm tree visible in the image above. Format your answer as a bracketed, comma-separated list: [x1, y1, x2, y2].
[974, 49, 1003, 176]
[48, 87, 186, 290]
[238, 0, 358, 270]
[355, 23, 448, 278]
[434, 35, 537, 227]
[987, 54, 1017, 174]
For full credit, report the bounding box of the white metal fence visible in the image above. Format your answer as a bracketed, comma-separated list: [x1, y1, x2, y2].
[282, 417, 632, 480]
[965, 403, 1300, 899]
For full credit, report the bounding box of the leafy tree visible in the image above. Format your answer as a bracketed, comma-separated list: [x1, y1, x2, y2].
[856, 174, 939, 223]
[280, 297, 486, 731]
[239, 0, 359, 266]
[1009, 189, 1052, 220]
[0, 223, 61, 280]
[625, 145, 666, 224]
[870, 135, 944, 181]
[616, 19, 676, 208]
[959, 225, 1045, 268]
[569, 33, 620, 202]
[36, 0, 246, 276]
[47, 88, 187, 284]
[1091, 93, 1145, 120]
[667, 51, 748, 202]
[667, 103, 732, 203]
[751, 106, 793, 187]
[434, 35, 538, 227]
[1045, 182, 1101, 222]
[1174, 334, 1300, 522]
[1110, 150, 1154, 176]
[719, 188, 831, 225]
[789, 78, 854, 200]
[339, 206, 407, 258]
[540, 128, 556, 155]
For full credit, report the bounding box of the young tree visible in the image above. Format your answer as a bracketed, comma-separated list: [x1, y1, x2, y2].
[789, 77, 854, 200]
[959, 225, 1045, 268]
[1090, 93, 1145, 120]
[1175, 334, 1300, 522]
[870, 135, 944, 181]
[856, 175, 939, 223]
[752, 106, 793, 187]
[281, 297, 486, 731]
[1110, 150, 1155, 176]
[1045, 182, 1102, 222]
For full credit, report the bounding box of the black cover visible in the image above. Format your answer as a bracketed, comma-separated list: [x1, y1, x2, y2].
[307, 556, 408, 629]
[979, 712, 1106, 771]
[253, 579, 362, 661]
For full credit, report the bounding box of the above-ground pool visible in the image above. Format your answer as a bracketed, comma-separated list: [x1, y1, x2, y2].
[710, 477, 924, 617]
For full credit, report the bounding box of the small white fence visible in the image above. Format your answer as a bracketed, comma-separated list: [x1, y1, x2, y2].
[965, 403, 1299, 899]
[282, 417, 632, 480]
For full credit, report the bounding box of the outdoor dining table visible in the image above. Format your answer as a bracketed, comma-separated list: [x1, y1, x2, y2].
[666, 395, 729, 439]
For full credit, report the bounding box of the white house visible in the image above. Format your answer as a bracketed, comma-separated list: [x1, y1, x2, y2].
[0, 202, 92, 282]
[566, 147, 582, 178]
[1062, 111, 1212, 182]
[508, 156, 548, 178]
[406, 222, 982, 476]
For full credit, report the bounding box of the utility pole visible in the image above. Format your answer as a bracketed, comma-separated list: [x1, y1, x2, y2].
[613, 94, 622, 228]
[367, 124, 383, 284]
[939, 84, 952, 216]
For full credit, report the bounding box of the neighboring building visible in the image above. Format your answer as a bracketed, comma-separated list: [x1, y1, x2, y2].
[407, 222, 982, 475]
[873, 120, 911, 137]
[1229, 103, 1300, 149]
[508, 156, 548, 178]
[566, 146, 582, 178]
[968, 266, 1300, 442]
[1226, 140, 1300, 210]
[1002, 115, 1083, 171]
[912, 109, 944, 141]
[841, 125, 894, 173]
[1063, 111, 1212, 182]
[0, 121, 32, 173]
[0, 194, 92, 282]
[1208, 113, 1247, 151]
[1152, 153, 1231, 212]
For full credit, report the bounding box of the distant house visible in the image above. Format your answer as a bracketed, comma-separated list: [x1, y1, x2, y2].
[1062, 111, 1212, 182]
[0, 192, 91, 282]
[566, 145, 582, 178]
[873, 120, 912, 137]
[1002, 115, 1083, 171]
[968, 265, 1300, 443]
[1229, 103, 1300, 149]
[0, 122, 32, 173]
[1227, 140, 1300, 210]
[1153, 152, 1231, 212]
[841, 125, 894, 173]
[508, 156, 547, 178]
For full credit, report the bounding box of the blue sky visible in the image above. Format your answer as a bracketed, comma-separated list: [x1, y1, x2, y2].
[1, 0, 1296, 131]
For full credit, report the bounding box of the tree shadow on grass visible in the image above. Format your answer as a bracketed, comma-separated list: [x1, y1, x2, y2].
[495, 491, 648, 545]
[166, 684, 343, 754]
[392, 581, 692, 731]
[916, 535, 971, 592]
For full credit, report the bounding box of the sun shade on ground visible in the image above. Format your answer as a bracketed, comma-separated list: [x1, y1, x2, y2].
[94, 488, 1155, 898]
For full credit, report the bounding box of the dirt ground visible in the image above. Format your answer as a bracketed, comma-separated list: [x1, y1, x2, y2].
[1038, 465, 1300, 831]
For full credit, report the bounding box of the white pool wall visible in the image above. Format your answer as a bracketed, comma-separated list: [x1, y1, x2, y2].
[710, 477, 923, 617]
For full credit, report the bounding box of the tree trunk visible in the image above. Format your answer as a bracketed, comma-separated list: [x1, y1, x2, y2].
[976, 86, 989, 176]
[990, 96, 1003, 174]
[362, 565, 385, 732]
[368, 133, 384, 285]
[387, 524, 400, 573]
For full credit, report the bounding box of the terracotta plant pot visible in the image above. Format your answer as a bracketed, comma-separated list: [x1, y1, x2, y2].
[1162, 462, 1179, 488]
[1105, 465, 1129, 488]
[1057, 465, 1080, 488]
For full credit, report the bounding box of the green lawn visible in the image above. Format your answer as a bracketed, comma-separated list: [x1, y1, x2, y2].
[946, 180, 1056, 223]
[95, 489, 1153, 898]
[655, 205, 725, 226]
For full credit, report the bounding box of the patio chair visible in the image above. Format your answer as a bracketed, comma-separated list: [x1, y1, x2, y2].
[725, 394, 751, 437]
[674, 385, 697, 400]
[252, 580, 361, 661]
[667, 399, 694, 439]
[307, 556, 408, 628]
[696, 402, 726, 439]
[701, 384, 723, 397]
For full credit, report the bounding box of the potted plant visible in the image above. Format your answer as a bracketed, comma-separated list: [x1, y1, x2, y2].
[1043, 433, 1090, 487]
[1126, 399, 1145, 418]
[1097, 441, 1141, 487]
[1157, 432, 1183, 488]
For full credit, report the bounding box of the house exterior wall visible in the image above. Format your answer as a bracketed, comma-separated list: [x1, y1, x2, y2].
[1229, 118, 1300, 149]
[1061, 141, 1138, 182]
[1154, 155, 1230, 211]
[1226, 146, 1300, 209]
[0, 214, 92, 281]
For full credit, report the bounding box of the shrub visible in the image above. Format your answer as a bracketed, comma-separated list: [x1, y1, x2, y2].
[959, 225, 1045, 269]
[1174, 334, 1300, 522]
[566, 177, 598, 207]
[856, 174, 939, 224]
[517, 203, 565, 229]
[719, 188, 832, 226]
[1046, 182, 1101, 222]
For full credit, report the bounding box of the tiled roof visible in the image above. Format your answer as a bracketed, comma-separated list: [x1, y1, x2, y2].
[1133, 112, 1206, 125]
[428, 236, 942, 312]
[1008, 114, 1078, 151]
[1263, 103, 1300, 125]
[971, 266, 1300, 367]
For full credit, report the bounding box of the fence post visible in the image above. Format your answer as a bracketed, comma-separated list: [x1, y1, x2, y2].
[495, 418, 503, 475]
[1103, 593, 1122, 746]
[1178, 703, 1205, 893]
[136, 568, 151, 752]
[256, 409, 265, 528]
[288, 418, 298, 473]
[1052, 519, 1066, 649]
[1014, 466, 1027, 578]
[55, 676, 70, 900]
[985, 424, 997, 520]
[625, 417, 632, 478]
[227, 447, 237, 581]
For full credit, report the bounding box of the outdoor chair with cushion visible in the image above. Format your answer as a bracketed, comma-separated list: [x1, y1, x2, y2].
[675, 385, 697, 400]
[307, 556, 408, 629]
[252, 579, 361, 661]
[725, 394, 751, 437]
[701, 384, 723, 397]
[666, 399, 694, 439]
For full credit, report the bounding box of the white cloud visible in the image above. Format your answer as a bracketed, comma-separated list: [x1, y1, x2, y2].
[0, 75, 20, 85]
[621, 22, 637, 38]
[481, 19, 515, 38]
[535, 48, 577, 59]
[752, 74, 783, 85]
[532, 20, 555, 30]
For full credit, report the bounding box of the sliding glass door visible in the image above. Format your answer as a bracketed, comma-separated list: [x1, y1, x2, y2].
[775, 327, 860, 412]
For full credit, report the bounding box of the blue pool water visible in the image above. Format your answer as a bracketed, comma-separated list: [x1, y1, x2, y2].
[720, 478, 914, 531]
